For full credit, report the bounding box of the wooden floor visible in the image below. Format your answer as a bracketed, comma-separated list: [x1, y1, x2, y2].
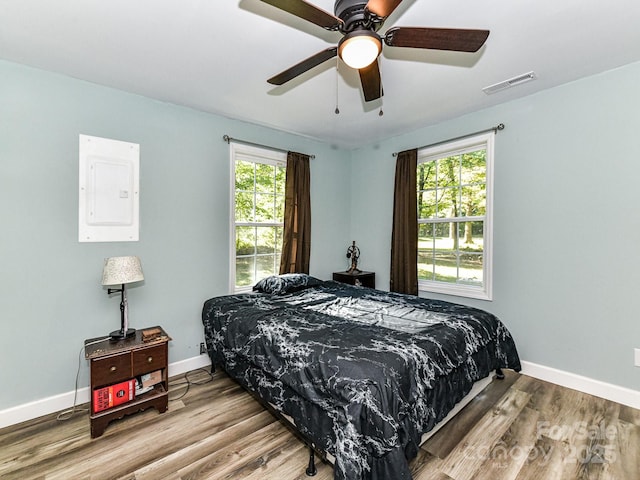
[1, 369, 639, 480]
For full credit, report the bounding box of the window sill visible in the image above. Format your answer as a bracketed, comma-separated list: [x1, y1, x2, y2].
[418, 281, 492, 301]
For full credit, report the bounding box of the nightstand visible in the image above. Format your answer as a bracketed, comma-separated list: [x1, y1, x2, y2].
[84, 326, 171, 438]
[332, 270, 376, 288]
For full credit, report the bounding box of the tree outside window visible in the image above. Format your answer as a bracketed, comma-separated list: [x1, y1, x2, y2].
[230, 144, 286, 292]
[417, 132, 494, 300]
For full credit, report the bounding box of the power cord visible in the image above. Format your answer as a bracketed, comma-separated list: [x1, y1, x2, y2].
[57, 337, 109, 421]
[168, 368, 214, 401]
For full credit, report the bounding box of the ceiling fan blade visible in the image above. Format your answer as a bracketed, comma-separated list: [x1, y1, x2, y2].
[366, 0, 403, 18]
[359, 59, 383, 102]
[384, 27, 490, 52]
[260, 0, 343, 30]
[268, 47, 338, 85]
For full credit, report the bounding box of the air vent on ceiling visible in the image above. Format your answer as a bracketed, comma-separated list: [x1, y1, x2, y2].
[482, 71, 537, 95]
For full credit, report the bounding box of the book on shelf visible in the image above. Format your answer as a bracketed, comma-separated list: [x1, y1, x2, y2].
[93, 380, 135, 413]
[135, 370, 163, 395]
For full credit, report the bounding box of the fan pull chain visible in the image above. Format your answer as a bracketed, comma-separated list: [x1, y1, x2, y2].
[378, 65, 384, 117]
[335, 56, 340, 115]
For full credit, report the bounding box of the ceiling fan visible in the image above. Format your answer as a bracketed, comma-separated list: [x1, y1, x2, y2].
[260, 0, 490, 102]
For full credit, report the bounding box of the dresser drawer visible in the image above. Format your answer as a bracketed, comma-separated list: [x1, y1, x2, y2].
[132, 344, 166, 376]
[91, 353, 132, 387]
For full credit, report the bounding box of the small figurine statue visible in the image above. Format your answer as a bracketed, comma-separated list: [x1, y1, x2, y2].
[346, 240, 361, 274]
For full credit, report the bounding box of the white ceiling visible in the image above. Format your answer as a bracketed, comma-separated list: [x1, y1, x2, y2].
[2, 0, 640, 148]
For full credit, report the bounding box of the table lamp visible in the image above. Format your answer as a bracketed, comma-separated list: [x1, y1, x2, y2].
[102, 256, 144, 340]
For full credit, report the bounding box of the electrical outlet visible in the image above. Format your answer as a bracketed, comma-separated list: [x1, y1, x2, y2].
[200, 342, 206, 355]
[635, 348, 640, 367]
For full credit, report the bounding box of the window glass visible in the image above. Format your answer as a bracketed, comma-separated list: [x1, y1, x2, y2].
[230, 144, 286, 292]
[417, 132, 494, 300]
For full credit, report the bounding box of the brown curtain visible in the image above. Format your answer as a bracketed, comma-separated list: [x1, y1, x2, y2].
[279, 151, 311, 274]
[390, 149, 418, 295]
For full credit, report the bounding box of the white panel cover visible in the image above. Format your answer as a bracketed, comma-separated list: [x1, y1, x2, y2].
[79, 134, 140, 242]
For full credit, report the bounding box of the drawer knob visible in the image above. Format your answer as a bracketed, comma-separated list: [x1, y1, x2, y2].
[147, 356, 153, 363]
[110, 366, 117, 373]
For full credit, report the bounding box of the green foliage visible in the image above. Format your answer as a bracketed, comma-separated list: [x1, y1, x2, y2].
[417, 149, 486, 220]
[417, 148, 486, 285]
[234, 159, 286, 287]
[235, 160, 285, 223]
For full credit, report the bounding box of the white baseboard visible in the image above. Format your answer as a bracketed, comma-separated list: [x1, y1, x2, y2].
[520, 360, 640, 410]
[0, 355, 212, 430]
[167, 354, 212, 378]
[1, 357, 637, 430]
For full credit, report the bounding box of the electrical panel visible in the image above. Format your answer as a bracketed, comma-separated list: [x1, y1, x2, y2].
[79, 134, 140, 242]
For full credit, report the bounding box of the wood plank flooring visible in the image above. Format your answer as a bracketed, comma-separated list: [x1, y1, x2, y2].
[1, 369, 638, 479]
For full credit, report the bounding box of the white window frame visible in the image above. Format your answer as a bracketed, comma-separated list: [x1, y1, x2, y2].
[417, 131, 494, 301]
[229, 142, 287, 293]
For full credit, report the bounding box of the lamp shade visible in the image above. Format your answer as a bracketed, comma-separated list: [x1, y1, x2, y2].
[338, 30, 382, 69]
[102, 256, 144, 285]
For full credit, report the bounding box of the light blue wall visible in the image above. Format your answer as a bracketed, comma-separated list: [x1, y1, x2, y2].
[2, 57, 639, 413]
[350, 61, 640, 391]
[0, 60, 351, 409]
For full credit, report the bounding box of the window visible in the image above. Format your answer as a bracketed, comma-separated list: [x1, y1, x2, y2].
[417, 132, 494, 300]
[230, 143, 286, 292]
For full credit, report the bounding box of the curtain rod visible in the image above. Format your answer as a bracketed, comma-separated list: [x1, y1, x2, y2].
[392, 123, 505, 157]
[223, 135, 315, 159]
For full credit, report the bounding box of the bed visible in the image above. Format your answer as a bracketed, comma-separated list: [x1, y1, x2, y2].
[202, 274, 521, 480]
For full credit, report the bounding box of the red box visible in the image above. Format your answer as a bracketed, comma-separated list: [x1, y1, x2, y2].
[93, 379, 135, 413]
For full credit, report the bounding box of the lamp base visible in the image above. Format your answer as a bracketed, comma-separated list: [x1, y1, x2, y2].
[109, 328, 136, 341]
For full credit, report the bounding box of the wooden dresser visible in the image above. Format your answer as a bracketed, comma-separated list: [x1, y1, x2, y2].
[84, 326, 170, 438]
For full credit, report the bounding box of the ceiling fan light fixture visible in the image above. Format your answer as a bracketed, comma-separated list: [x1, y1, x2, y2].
[261, 0, 490, 103]
[338, 30, 382, 69]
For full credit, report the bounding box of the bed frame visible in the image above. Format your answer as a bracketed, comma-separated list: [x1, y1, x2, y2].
[213, 363, 505, 476]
